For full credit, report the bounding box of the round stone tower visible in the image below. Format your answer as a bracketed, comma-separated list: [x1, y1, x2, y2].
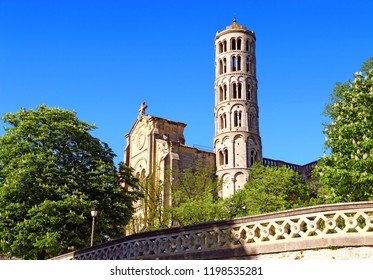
[213, 18, 262, 198]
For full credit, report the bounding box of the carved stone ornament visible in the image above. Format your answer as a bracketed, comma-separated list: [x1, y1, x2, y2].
[137, 131, 146, 150]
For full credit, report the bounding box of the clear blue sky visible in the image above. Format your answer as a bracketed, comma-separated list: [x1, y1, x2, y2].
[1, 0, 372, 166]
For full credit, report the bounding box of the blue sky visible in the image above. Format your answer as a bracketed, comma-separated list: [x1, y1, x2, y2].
[1, 0, 372, 166]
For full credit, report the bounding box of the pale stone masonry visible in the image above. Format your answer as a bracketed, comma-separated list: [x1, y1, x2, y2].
[213, 18, 262, 198]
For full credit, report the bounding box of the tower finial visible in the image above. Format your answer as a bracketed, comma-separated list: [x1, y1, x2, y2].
[233, 16, 237, 23]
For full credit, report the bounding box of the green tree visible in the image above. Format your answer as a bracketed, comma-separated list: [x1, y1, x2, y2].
[167, 162, 224, 226]
[170, 193, 226, 226]
[314, 58, 373, 203]
[134, 174, 168, 232]
[0, 105, 141, 259]
[225, 163, 311, 217]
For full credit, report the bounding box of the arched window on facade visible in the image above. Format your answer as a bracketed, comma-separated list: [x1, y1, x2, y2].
[140, 169, 146, 179]
[237, 38, 242, 50]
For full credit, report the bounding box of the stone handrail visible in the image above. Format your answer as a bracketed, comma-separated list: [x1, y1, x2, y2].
[52, 201, 373, 260]
[262, 157, 318, 173]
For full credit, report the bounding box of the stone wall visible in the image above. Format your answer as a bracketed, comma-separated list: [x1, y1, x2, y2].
[243, 247, 373, 260]
[51, 201, 373, 260]
[178, 145, 215, 171]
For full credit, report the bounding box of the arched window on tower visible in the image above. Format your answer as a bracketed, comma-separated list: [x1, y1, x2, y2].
[237, 55, 241, 71]
[246, 57, 250, 73]
[220, 113, 227, 130]
[237, 38, 242, 50]
[219, 85, 227, 101]
[219, 43, 222, 53]
[223, 58, 227, 73]
[224, 148, 229, 165]
[219, 60, 223, 75]
[223, 40, 227, 52]
[248, 58, 254, 74]
[231, 38, 236, 50]
[232, 82, 242, 99]
[247, 84, 252, 101]
[219, 150, 224, 166]
[219, 149, 229, 166]
[246, 40, 250, 52]
[233, 110, 242, 127]
[232, 56, 237, 72]
[250, 149, 258, 166]
[232, 55, 242, 72]
[249, 112, 256, 130]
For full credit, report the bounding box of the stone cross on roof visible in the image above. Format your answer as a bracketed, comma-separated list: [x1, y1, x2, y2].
[138, 101, 148, 117]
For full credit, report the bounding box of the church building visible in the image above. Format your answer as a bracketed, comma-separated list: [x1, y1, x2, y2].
[124, 19, 316, 226]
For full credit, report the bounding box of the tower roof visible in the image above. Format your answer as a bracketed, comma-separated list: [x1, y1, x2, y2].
[215, 18, 255, 40]
[226, 17, 247, 31]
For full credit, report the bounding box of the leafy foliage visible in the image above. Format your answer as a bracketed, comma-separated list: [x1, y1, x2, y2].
[0, 105, 141, 259]
[314, 58, 373, 202]
[168, 162, 224, 226]
[170, 193, 226, 226]
[224, 163, 311, 217]
[133, 174, 168, 232]
[131, 163, 224, 231]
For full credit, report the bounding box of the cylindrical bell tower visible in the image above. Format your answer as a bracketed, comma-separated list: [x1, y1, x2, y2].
[213, 18, 262, 198]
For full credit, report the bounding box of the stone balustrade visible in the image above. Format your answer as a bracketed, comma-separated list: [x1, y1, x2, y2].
[52, 201, 373, 260]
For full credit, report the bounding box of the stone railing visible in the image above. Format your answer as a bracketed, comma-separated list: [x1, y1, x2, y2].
[52, 201, 373, 260]
[262, 158, 318, 182]
[262, 157, 318, 173]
